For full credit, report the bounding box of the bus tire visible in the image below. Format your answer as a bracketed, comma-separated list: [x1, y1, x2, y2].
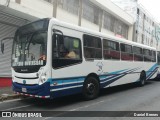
[82, 76, 100, 100]
[138, 71, 146, 87]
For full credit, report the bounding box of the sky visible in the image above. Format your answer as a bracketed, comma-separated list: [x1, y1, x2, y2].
[138, 0, 160, 22]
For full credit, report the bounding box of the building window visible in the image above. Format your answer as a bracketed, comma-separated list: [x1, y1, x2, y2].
[58, 0, 79, 15]
[45, 0, 79, 15]
[82, 0, 100, 25]
[121, 24, 128, 39]
[103, 12, 115, 32]
[115, 20, 128, 39]
[103, 12, 129, 39]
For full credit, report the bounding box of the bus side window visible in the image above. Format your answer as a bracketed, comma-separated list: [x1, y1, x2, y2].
[157, 51, 160, 65]
[133, 46, 143, 61]
[120, 43, 133, 61]
[143, 49, 151, 62]
[83, 34, 102, 60]
[103, 39, 120, 60]
[151, 50, 156, 62]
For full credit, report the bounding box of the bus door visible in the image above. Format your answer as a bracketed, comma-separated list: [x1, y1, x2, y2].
[51, 26, 83, 96]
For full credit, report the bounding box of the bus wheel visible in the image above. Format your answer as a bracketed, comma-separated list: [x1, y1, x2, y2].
[138, 71, 146, 86]
[82, 76, 100, 100]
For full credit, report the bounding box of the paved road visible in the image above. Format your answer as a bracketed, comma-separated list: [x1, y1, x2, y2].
[1, 80, 160, 120]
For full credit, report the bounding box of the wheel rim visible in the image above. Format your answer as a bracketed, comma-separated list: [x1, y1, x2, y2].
[83, 77, 99, 99]
[87, 83, 95, 94]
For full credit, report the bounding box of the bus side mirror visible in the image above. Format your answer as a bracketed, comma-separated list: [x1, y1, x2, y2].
[1, 42, 4, 54]
[1, 37, 14, 54]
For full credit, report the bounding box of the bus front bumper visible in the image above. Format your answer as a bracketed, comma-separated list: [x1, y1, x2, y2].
[12, 82, 50, 98]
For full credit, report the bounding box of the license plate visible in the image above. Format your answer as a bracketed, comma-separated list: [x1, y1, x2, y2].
[22, 88, 27, 93]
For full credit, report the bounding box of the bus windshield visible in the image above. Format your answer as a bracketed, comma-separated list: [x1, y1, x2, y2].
[11, 19, 49, 69]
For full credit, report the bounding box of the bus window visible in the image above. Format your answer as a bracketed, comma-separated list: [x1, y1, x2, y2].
[157, 51, 160, 65]
[133, 46, 143, 61]
[52, 34, 82, 68]
[143, 49, 151, 62]
[103, 39, 120, 60]
[83, 34, 102, 59]
[151, 50, 156, 62]
[120, 43, 133, 61]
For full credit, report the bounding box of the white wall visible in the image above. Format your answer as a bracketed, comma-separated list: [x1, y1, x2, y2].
[20, 0, 53, 18]
[7, 0, 53, 20]
[57, 8, 78, 25]
[4, 0, 135, 41]
[81, 19, 99, 32]
[101, 28, 115, 36]
[91, 0, 134, 25]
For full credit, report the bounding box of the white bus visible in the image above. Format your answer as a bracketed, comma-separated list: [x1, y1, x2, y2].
[156, 51, 160, 78]
[3, 18, 158, 100]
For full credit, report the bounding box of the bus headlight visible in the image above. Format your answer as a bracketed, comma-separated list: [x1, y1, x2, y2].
[38, 67, 48, 85]
[39, 73, 47, 84]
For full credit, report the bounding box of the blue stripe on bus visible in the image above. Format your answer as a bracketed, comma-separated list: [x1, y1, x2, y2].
[146, 63, 158, 79]
[48, 77, 85, 84]
[101, 74, 126, 88]
[48, 69, 128, 86]
[50, 81, 84, 89]
[146, 67, 158, 79]
[49, 69, 130, 87]
[147, 68, 158, 80]
[135, 63, 158, 82]
[49, 64, 158, 93]
[100, 67, 140, 83]
[49, 68, 139, 91]
[49, 64, 157, 98]
[100, 67, 140, 88]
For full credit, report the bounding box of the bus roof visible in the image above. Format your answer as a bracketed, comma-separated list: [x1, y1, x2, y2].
[50, 18, 155, 50]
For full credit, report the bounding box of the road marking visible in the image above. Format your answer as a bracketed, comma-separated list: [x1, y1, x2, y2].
[2, 104, 33, 111]
[44, 100, 105, 120]
[69, 100, 104, 111]
[0, 98, 22, 104]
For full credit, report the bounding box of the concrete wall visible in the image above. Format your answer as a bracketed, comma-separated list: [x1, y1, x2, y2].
[2, 0, 134, 41]
[57, 7, 78, 25]
[92, 0, 134, 25]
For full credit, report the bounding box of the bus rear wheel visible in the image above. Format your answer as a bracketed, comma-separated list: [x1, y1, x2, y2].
[138, 71, 146, 86]
[82, 76, 100, 100]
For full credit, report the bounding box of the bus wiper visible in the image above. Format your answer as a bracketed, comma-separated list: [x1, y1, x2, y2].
[26, 30, 46, 50]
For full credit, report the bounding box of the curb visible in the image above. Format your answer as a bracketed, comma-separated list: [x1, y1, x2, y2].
[0, 94, 27, 102]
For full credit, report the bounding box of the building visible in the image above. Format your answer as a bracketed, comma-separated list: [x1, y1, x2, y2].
[111, 0, 160, 49]
[0, 0, 134, 85]
[135, 4, 160, 50]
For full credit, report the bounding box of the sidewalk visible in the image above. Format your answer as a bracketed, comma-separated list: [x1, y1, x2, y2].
[0, 86, 20, 101]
